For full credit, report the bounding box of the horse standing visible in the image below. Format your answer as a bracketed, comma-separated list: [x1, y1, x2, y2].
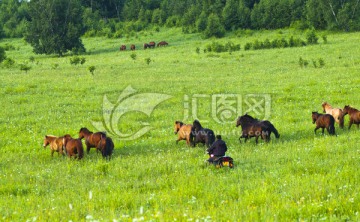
[236, 114, 280, 144]
[312, 111, 336, 135]
[120, 45, 126, 51]
[130, 44, 136, 51]
[157, 41, 168, 47]
[43, 134, 70, 157]
[63, 135, 84, 159]
[98, 136, 114, 160]
[174, 121, 193, 146]
[342, 105, 360, 129]
[322, 102, 344, 128]
[191, 120, 215, 148]
[78, 127, 106, 154]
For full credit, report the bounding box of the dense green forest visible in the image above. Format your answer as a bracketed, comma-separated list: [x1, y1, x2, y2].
[1, 0, 360, 39]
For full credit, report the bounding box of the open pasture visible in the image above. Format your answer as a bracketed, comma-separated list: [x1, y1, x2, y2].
[1, 29, 360, 221]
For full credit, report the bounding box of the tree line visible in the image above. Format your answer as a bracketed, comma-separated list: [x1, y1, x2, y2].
[0, 0, 359, 56]
[1, 0, 360, 39]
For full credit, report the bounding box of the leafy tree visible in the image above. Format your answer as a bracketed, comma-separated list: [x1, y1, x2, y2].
[25, 0, 85, 56]
[222, 0, 240, 30]
[204, 13, 225, 38]
[0, 47, 6, 63]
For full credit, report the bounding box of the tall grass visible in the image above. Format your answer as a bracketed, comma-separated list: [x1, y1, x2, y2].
[0, 28, 360, 221]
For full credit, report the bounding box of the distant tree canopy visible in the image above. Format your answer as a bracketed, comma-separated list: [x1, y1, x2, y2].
[1, 0, 360, 40]
[25, 0, 85, 56]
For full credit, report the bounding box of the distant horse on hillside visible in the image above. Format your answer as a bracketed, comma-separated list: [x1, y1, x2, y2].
[120, 45, 126, 51]
[191, 120, 215, 148]
[174, 121, 193, 146]
[78, 127, 106, 154]
[342, 105, 360, 130]
[130, 44, 136, 51]
[322, 102, 344, 128]
[157, 41, 168, 47]
[312, 111, 335, 135]
[144, 42, 156, 49]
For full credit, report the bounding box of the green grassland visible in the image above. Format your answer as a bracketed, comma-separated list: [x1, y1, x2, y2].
[1, 28, 360, 221]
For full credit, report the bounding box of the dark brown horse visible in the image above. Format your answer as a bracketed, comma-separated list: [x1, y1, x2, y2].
[63, 135, 84, 159]
[120, 45, 126, 51]
[43, 134, 70, 157]
[312, 112, 335, 135]
[78, 127, 106, 154]
[191, 120, 215, 148]
[174, 121, 193, 146]
[236, 114, 280, 144]
[342, 105, 360, 129]
[157, 41, 168, 47]
[148, 41, 156, 48]
[98, 136, 114, 160]
[130, 44, 135, 51]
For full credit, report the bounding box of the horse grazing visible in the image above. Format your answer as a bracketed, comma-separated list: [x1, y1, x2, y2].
[342, 105, 360, 129]
[130, 44, 136, 51]
[78, 127, 106, 154]
[63, 135, 84, 159]
[312, 112, 336, 135]
[43, 134, 70, 156]
[236, 114, 280, 144]
[174, 121, 193, 146]
[98, 136, 114, 160]
[322, 102, 344, 128]
[157, 41, 168, 47]
[120, 45, 126, 51]
[148, 41, 156, 48]
[191, 120, 215, 148]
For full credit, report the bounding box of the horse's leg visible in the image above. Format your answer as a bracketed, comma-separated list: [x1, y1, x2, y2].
[51, 149, 55, 157]
[348, 120, 353, 130]
[321, 128, 325, 135]
[314, 127, 319, 134]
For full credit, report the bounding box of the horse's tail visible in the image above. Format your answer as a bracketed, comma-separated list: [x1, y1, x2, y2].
[104, 137, 114, 160]
[329, 117, 336, 135]
[77, 140, 84, 159]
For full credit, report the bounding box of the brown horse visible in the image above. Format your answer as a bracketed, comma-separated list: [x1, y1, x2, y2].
[78, 127, 106, 154]
[43, 134, 70, 156]
[322, 102, 344, 128]
[174, 121, 193, 146]
[148, 41, 156, 48]
[98, 136, 114, 160]
[312, 112, 335, 135]
[342, 105, 360, 129]
[130, 44, 135, 51]
[157, 41, 168, 47]
[63, 135, 84, 159]
[120, 45, 126, 51]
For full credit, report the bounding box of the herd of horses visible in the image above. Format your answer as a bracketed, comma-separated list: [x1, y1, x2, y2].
[43, 127, 114, 160]
[43, 102, 360, 160]
[119, 41, 168, 51]
[175, 102, 360, 147]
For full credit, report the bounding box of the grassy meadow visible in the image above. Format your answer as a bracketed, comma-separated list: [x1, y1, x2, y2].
[1, 28, 360, 221]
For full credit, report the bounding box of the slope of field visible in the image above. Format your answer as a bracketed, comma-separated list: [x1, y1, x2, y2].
[1, 28, 360, 221]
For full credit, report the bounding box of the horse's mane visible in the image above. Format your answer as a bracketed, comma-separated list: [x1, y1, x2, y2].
[79, 127, 92, 134]
[345, 105, 359, 112]
[242, 114, 259, 122]
[322, 102, 332, 109]
[175, 121, 184, 126]
[193, 120, 202, 129]
[45, 135, 58, 138]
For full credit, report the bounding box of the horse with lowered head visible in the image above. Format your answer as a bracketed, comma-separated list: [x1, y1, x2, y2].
[236, 114, 280, 144]
[342, 105, 360, 129]
[191, 120, 215, 148]
[79, 127, 106, 154]
[63, 135, 84, 159]
[322, 102, 344, 128]
[312, 111, 335, 135]
[174, 121, 193, 146]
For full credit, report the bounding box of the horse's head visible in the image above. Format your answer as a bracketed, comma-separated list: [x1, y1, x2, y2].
[43, 136, 50, 148]
[174, 121, 183, 134]
[342, 105, 350, 115]
[192, 120, 202, 131]
[79, 127, 90, 139]
[311, 111, 319, 124]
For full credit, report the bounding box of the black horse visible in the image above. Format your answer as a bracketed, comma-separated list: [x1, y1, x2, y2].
[236, 114, 280, 144]
[191, 120, 215, 148]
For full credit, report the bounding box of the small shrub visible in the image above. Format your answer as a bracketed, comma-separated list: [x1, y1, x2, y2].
[196, 47, 200, 54]
[70, 56, 86, 65]
[318, 58, 325, 67]
[29, 56, 35, 63]
[299, 57, 309, 68]
[322, 35, 327, 44]
[312, 59, 317, 68]
[306, 29, 318, 45]
[130, 53, 137, 60]
[244, 43, 252, 51]
[145, 58, 151, 65]
[0, 47, 6, 63]
[20, 63, 31, 73]
[80, 57, 86, 65]
[52, 63, 59, 69]
[88, 66, 96, 75]
[3, 58, 15, 68]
